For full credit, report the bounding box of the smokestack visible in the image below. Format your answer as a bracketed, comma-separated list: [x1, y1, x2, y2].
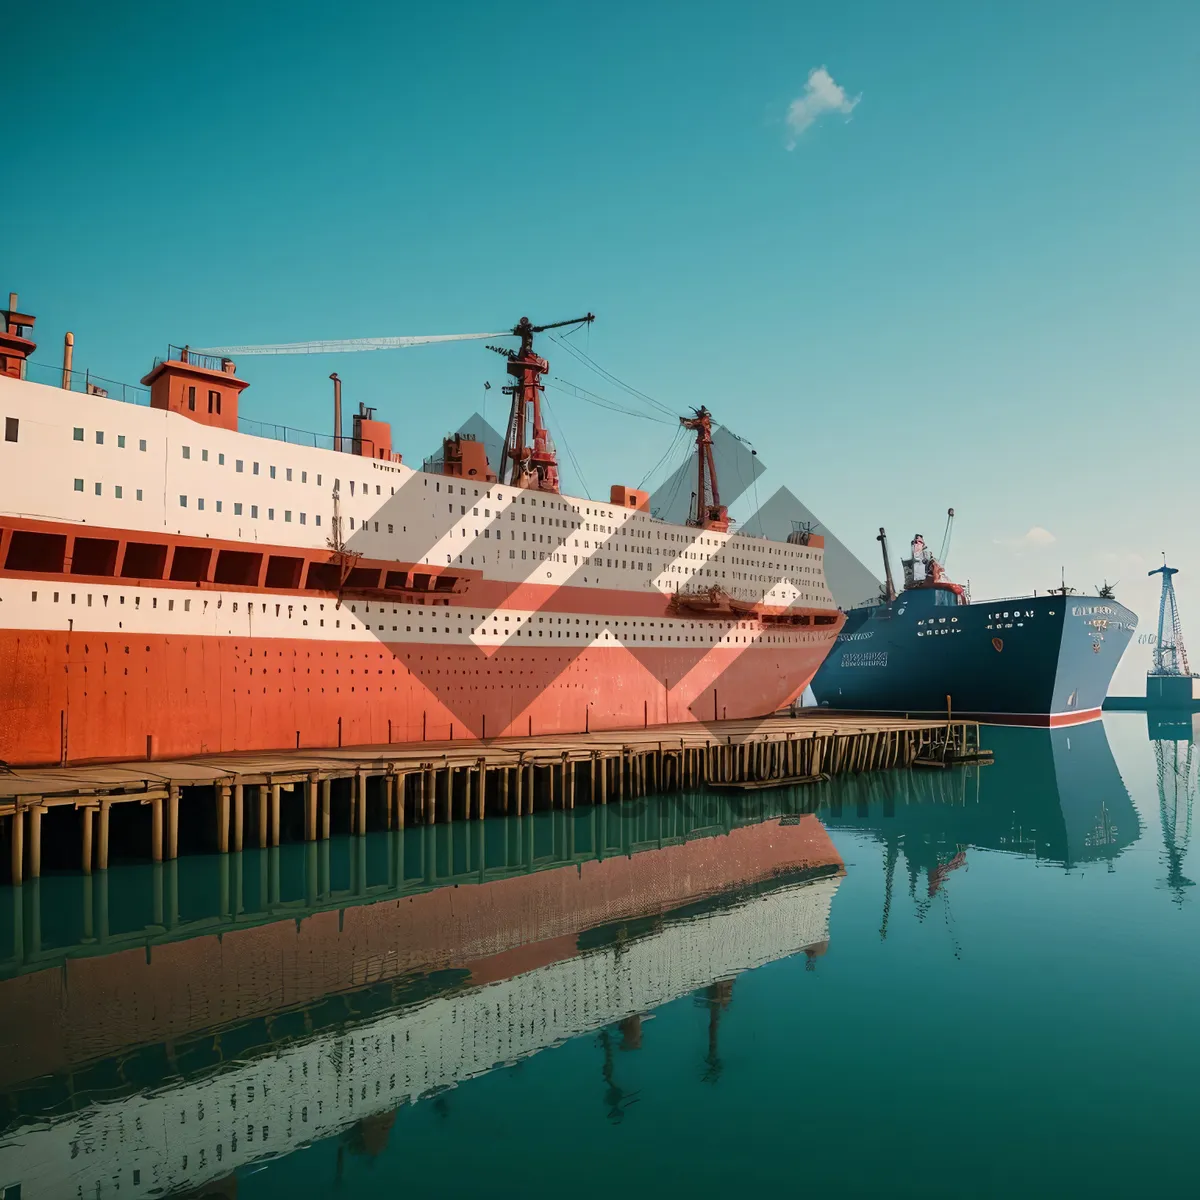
[330, 373, 342, 452]
[62, 332, 74, 389]
[7, 293, 16, 312]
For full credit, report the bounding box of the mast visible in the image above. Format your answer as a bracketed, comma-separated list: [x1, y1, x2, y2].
[494, 314, 594, 492]
[680, 407, 729, 531]
[1149, 562, 1191, 676]
[877, 527, 897, 603]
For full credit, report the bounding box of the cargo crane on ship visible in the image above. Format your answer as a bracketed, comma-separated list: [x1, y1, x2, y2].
[199, 313, 595, 495]
[680, 406, 729, 532]
[486, 315, 595, 492]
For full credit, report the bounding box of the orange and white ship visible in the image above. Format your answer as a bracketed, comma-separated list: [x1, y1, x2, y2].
[0, 296, 843, 766]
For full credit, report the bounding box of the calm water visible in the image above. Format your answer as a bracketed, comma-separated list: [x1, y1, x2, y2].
[1, 713, 1196, 1199]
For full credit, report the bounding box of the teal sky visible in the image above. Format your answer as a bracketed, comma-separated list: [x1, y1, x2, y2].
[9, 0, 1199, 690]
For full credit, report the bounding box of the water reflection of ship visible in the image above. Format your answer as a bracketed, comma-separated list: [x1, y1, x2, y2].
[819, 722, 1139, 935]
[0, 806, 843, 1199]
[1147, 711, 1197, 903]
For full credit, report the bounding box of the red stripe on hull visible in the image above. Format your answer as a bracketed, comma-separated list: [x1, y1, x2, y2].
[0, 630, 836, 766]
[0, 514, 834, 619]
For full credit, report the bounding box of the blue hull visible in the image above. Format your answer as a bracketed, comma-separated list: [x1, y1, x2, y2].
[810, 589, 1137, 725]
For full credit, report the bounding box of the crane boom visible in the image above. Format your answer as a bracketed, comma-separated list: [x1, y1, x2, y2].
[194, 331, 510, 356]
[939, 506, 955, 565]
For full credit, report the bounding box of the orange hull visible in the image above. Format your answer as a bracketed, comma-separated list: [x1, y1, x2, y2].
[0, 628, 837, 765]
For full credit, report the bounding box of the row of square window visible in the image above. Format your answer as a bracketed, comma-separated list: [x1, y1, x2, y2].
[178, 496, 322, 524]
[427, 480, 816, 559]
[74, 480, 143, 500]
[73, 427, 147, 451]
[181, 446, 325, 483]
[179, 446, 383, 500]
[73, 478, 321, 524]
[71, 427, 387, 509]
[71, 479, 405, 537]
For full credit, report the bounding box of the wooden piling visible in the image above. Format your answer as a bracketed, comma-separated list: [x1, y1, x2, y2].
[305, 776, 317, 841]
[152, 794, 164, 862]
[81, 805, 93, 875]
[257, 785, 268, 850]
[97, 800, 110, 871]
[28, 805, 42, 880]
[160, 783, 177, 860]
[232, 782, 243, 853]
[270, 783, 281, 848]
[216, 784, 229, 855]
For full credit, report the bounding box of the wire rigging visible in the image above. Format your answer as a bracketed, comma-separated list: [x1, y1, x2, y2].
[660, 444, 691, 520]
[548, 334, 678, 418]
[546, 379, 674, 425]
[638, 425, 688, 491]
[540, 391, 593, 499]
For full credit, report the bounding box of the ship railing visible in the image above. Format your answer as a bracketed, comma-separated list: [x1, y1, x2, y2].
[166, 345, 228, 373]
[24, 359, 151, 406]
[238, 417, 339, 451]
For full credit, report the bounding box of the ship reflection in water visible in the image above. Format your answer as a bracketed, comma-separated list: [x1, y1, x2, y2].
[821, 722, 1140, 902]
[3, 716, 1198, 1199]
[0, 800, 844, 1198]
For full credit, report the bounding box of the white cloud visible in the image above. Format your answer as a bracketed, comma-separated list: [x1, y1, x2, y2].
[785, 67, 860, 147]
[994, 526, 1057, 551]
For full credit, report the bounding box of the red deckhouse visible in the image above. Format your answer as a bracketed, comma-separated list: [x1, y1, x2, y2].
[0, 295, 843, 766]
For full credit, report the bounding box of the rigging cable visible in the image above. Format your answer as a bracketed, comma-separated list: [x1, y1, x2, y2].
[660, 444, 691, 522]
[546, 379, 674, 425]
[638, 425, 688, 491]
[727, 427, 764, 535]
[548, 334, 678, 419]
[540, 392, 593, 499]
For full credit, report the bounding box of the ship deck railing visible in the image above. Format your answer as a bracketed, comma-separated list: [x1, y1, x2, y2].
[22, 359, 345, 452]
[25, 359, 151, 407]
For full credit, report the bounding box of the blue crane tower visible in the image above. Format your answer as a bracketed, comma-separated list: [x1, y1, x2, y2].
[1147, 562, 1196, 708]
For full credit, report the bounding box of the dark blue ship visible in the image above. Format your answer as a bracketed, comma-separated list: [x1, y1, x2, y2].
[810, 526, 1137, 726]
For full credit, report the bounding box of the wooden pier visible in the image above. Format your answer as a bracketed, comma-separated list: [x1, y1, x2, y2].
[0, 713, 985, 882]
